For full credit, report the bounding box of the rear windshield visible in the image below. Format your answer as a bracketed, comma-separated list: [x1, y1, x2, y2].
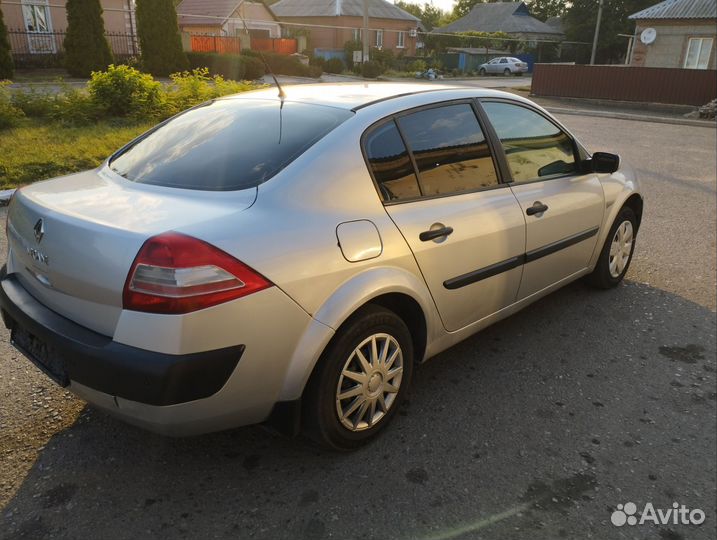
[109, 99, 353, 191]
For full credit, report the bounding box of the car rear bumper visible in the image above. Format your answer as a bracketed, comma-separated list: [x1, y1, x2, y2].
[0, 271, 244, 406]
[0, 267, 320, 436]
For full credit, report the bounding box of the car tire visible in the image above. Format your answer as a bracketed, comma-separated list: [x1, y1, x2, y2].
[479, 68, 486, 76]
[303, 304, 414, 451]
[504, 68, 511, 76]
[586, 206, 637, 289]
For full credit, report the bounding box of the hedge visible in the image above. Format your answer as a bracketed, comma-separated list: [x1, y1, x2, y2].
[187, 52, 265, 80]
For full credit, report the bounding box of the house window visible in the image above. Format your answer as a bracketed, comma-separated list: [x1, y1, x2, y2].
[352, 28, 361, 42]
[397, 31, 405, 48]
[22, 0, 51, 33]
[375, 30, 383, 48]
[22, 0, 56, 54]
[684, 37, 713, 69]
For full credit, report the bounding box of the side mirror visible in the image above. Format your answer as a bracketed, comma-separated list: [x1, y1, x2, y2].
[589, 152, 620, 174]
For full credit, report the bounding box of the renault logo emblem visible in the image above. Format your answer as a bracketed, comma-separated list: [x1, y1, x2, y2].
[33, 219, 44, 243]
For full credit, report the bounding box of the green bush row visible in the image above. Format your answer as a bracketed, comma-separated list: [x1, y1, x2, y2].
[187, 50, 322, 80]
[240, 50, 322, 78]
[1, 64, 265, 129]
[186, 52, 265, 81]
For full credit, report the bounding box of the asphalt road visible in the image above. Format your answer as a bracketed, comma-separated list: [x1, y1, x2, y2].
[0, 114, 715, 540]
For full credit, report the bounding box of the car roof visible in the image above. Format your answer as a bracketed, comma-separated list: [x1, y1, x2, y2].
[220, 82, 518, 111]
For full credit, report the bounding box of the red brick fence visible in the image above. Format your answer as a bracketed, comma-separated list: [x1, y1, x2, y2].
[531, 64, 717, 106]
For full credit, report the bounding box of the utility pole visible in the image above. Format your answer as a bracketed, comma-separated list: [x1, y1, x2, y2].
[362, 0, 369, 62]
[590, 0, 604, 65]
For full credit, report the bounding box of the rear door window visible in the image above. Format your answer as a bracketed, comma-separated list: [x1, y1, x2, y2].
[396, 103, 499, 196]
[109, 99, 353, 191]
[364, 121, 421, 201]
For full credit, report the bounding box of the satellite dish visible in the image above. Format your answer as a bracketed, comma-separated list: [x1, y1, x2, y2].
[640, 28, 657, 45]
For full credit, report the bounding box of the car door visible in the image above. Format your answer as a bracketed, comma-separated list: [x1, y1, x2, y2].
[479, 100, 605, 300]
[363, 101, 526, 332]
[487, 58, 500, 73]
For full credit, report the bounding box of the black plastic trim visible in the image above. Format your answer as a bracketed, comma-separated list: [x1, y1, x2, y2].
[443, 256, 523, 290]
[0, 271, 243, 406]
[264, 399, 302, 436]
[524, 227, 599, 263]
[442, 227, 600, 289]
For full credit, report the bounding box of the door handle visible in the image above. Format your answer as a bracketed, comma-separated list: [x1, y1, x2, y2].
[526, 201, 549, 216]
[419, 226, 453, 242]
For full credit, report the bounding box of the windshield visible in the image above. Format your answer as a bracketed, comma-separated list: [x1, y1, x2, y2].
[109, 99, 353, 191]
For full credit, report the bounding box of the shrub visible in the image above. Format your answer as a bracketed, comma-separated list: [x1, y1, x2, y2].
[12, 87, 56, 117]
[241, 56, 265, 80]
[361, 61, 383, 79]
[0, 82, 23, 129]
[0, 7, 13, 80]
[241, 50, 320, 78]
[164, 68, 260, 113]
[88, 64, 165, 117]
[324, 58, 344, 74]
[308, 55, 325, 69]
[370, 47, 396, 70]
[50, 86, 100, 126]
[136, 0, 188, 76]
[408, 59, 427, 73]
[307, 65, 323, 78]
[64, 0, 113, 77]
[186, 52, 265, 81]
[343, 39, 362, 69]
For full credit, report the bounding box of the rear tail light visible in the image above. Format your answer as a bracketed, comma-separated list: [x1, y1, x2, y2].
[123, 232, 272, 314]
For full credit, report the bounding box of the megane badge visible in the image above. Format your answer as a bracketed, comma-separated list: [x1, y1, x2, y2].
[33, 218, 44, 243]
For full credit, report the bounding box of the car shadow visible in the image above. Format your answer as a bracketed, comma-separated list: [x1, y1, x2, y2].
[1, 280, 716, 540]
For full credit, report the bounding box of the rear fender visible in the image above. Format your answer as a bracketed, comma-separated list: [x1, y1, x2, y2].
[277, 266, 439, 401]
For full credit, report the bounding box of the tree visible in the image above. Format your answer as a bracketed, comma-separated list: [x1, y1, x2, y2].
[64, 0, 113, 78]
[563, 0, 655, 63]
[395, 1, 450, 31]
[0, 3, 15, 79]
[450, 0, 504, 20]
[525, 0, 567, 21]
[136, 0, 188, 76]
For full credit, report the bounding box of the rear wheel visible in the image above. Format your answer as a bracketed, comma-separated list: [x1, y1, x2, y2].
[479, 68, 487, 76]
[303, 305, 413, 450]
[586, 206, 637, 289]
[504, 68, 511, 76]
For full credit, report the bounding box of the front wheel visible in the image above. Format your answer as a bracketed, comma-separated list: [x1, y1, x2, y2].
[586, 206, 637, 289]
[303, 305, 414, 450]
[479, 68, 486, 76]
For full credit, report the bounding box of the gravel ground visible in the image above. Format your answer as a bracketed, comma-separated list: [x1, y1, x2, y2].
[0, 114, 715, 540]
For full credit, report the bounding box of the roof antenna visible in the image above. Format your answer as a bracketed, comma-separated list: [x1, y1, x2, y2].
[236, 6, 286, 101]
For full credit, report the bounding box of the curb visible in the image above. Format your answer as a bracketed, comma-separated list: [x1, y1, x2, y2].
[545, 106, 716, 128]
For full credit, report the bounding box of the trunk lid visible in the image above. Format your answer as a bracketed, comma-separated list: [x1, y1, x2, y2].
[7, 167, 256, 336]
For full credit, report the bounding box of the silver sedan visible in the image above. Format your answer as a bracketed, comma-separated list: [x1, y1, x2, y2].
[479, 57, 529, 76]
[1, 84, 642, 450]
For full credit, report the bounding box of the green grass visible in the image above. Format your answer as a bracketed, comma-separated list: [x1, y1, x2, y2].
[0, 118, 154, 188]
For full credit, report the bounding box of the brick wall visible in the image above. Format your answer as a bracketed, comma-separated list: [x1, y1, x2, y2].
[631, 20, 716, 70]
[278, 16, 417, 55]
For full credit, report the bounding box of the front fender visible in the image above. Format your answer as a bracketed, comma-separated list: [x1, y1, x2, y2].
[589, 163, 642, 269]
[276, 265, 440, 401]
